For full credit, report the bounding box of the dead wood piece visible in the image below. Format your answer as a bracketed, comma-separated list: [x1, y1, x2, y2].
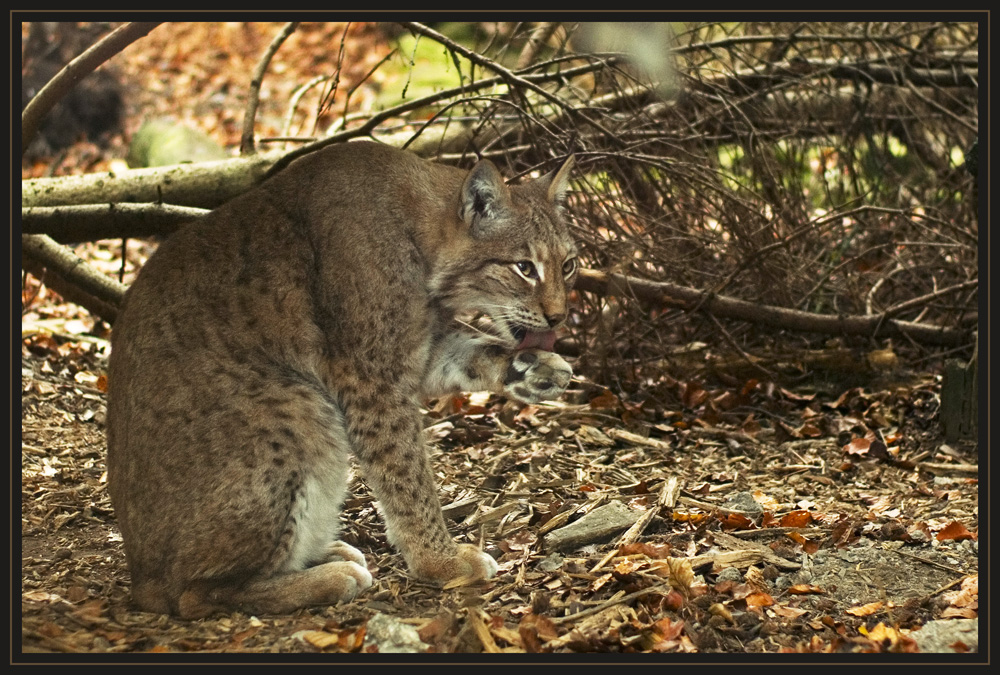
[710, 530, 801, 570]
[462, 501, 521, 527]
[466, 608, 502, 653]
[441, 496, 480, 520]
[686, 425, 763, 447]
[22, 203, 209, 242]
[591, 478, 678, 573]
[686, 547, 800, 572]
[605, 428, 672, 451]
[543, 501, 642, 552]
[677, 495, 761, 517]
[549, 584, 670, 628]
[918, 462, 979, 474]
[22, 153, 281, 210]
[537, 494, 606, 536]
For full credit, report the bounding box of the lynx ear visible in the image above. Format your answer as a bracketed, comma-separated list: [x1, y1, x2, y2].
[542, 154, 575, 205]
[460, 159, 512, 231]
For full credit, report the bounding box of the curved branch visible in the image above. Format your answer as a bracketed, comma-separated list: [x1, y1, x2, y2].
[240, 21, 299, 155]
[21, 234, 126, 323]
[21, 22, 161, 154]
[263, 58, 616, 179]
[517, 22, 561, 69]
[575, 269, 970, 347]
[400, 22, 621, 143]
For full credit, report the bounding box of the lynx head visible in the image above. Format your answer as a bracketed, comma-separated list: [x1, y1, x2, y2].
[435, 155, 577, 351]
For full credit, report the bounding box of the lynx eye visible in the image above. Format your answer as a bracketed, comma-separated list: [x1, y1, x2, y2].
[562, 257, 578, 276]
[514, 260, 538, 279]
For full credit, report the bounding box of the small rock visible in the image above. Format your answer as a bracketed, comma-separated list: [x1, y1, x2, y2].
[723, 491, 763, 516]
[910, 618, 978, 653]
[362, 613, 430, 654]
[538, 552, 564, 572]
[716, 567, 743, 583]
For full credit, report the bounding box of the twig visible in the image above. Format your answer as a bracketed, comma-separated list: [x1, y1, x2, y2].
[727, 526, 826, 538]
[281, 74, 328, 138]
[400, 22, 620, 142]
[918, 462, 979, 473]
[879, 280, 979, 320]
[550, 583, 670, 626]
[517, 22, 561, 70]
[927, 576, 971, 597]
[893, 549, 970, 575]
[262, 58, 613, 178]
[240, 22, 299, 155]
[22, 22, 161, 153]
[590, 477, 677, 573]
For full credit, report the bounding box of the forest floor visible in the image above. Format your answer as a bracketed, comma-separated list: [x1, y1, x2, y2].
[18, 336, 981, 656]
[19, 22, 980, 658]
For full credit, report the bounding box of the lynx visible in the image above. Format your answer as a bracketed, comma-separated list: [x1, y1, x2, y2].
[106, 140, 577, 618]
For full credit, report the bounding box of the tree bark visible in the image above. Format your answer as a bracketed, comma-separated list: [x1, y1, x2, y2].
[22, 203, 209, 243]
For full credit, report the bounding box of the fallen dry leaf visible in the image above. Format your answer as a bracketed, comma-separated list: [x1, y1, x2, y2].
[744, 591, 775, 610]
[518, 613, 559, 653]
[845, 601, 884, 616]
[859, 622, 919, 653]
[772, 605, 809, 619]
[779, 510, 813, 527]
[936, 520, 977, 541]
[787, 584, 826, 595]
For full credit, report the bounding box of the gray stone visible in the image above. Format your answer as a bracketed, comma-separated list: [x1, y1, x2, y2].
[362, 612, 430, 654]
[723, 491, 763, 516]
[910, 618, 978, 653]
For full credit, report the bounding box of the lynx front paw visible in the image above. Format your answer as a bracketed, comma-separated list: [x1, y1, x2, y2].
[323, 541, 367, 567]
[410, 544, 498, 585]
[503, 350, 572, 403]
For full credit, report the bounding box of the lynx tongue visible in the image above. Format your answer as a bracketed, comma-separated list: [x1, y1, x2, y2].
[516, 329, 557, 352]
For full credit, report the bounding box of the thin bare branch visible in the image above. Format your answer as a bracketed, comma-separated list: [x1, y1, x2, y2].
[240, 22, 299, 155]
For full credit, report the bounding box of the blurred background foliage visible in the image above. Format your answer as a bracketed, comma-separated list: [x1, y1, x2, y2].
[22, 20, 980, 400]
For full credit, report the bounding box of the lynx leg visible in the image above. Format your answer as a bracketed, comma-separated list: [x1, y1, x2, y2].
[344, 389, 497, 585]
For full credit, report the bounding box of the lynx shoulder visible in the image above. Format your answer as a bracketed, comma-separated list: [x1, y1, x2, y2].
[106, 141, 577, 617]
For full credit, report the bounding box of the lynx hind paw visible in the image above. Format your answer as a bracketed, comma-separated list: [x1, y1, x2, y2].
[503, 350, 572, 403]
